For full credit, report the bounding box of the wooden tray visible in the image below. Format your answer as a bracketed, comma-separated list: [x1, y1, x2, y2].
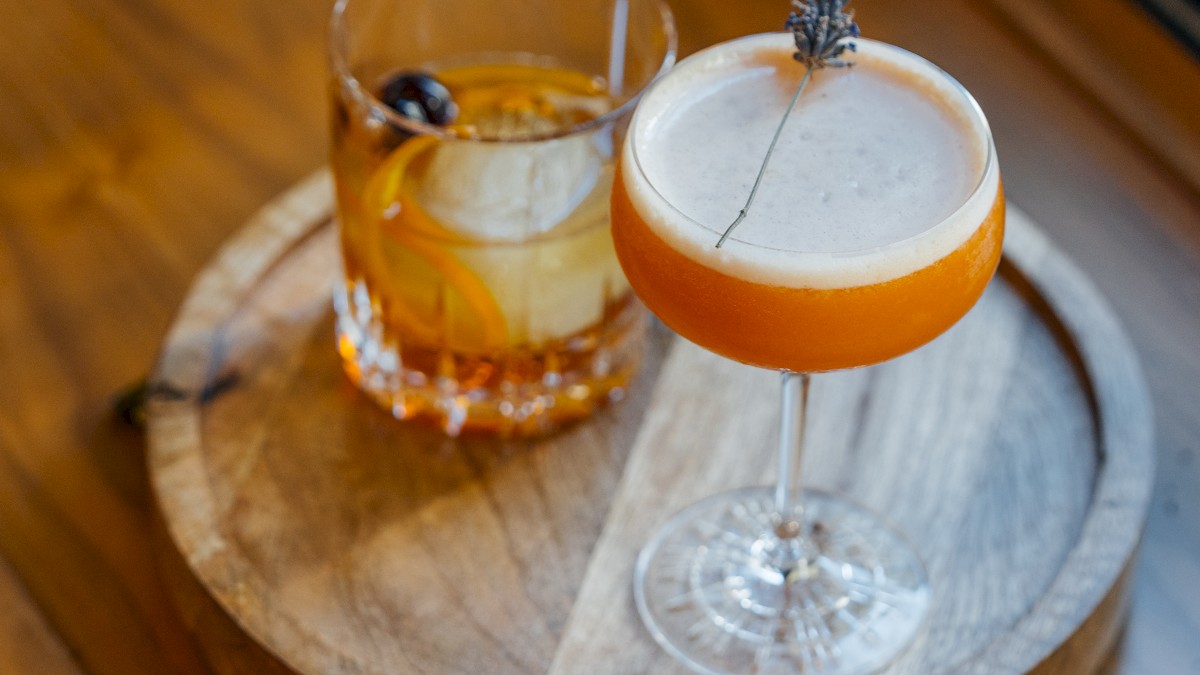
[146, 170, 1154, 674]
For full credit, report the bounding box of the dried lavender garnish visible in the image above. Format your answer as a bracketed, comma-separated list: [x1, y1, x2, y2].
[716, 0, 859, 248]
[786, 0, 859, 70]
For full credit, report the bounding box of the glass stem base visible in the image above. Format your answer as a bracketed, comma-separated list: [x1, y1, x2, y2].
[634, 486, 929, 675]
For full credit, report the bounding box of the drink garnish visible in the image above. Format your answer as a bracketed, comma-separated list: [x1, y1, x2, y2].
[379, 72, 458, 125]
[715, 0, 859, 248]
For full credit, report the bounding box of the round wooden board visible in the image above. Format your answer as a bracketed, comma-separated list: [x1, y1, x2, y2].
[147, 170, 1154, 675]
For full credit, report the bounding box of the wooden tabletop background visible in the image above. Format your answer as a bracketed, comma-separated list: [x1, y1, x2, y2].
[1, 0, 1197, 673]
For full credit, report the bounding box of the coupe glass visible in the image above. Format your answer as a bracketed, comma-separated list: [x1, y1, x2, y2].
[611, 34, 1005, 674]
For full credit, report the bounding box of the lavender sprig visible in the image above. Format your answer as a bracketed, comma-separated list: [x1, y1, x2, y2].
[715, 0, 859, 248]
[786, 0, 860, 69]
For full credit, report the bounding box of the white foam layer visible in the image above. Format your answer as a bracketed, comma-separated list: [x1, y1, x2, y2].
[624, 35, 1000, 289]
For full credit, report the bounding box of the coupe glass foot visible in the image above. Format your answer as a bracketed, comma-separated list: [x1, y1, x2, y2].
[634, 487, 929, 675]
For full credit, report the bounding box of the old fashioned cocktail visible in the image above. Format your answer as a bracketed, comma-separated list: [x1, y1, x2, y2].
[329, 0, 676, 436]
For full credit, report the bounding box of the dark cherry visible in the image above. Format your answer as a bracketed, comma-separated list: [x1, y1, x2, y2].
[378, 72, 456, 125]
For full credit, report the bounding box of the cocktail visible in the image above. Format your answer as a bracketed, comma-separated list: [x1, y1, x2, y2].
[328, 0, 676, 436]
[612, 5, 1003, 673]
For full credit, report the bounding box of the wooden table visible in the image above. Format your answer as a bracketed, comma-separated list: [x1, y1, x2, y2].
[1, 0, 1196, 673]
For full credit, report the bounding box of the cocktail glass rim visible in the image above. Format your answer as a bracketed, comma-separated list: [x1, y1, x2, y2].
[626, 33, 998, 262]
[328, 0, 679, 144]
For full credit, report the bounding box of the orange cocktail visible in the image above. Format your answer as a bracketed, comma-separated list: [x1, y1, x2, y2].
[613, 37, 1003, 373]
[328, 0, 676, 437]
[618, 31, 1004, 675]
[613, 178, 1003, 372]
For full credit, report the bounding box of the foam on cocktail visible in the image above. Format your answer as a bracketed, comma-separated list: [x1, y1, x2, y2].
[625, 35, 1000, 289]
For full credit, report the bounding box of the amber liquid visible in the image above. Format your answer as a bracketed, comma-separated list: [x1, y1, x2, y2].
[613, 170, 1004, 372]
[610, 39, 1005, 373]
[331, 62, 643, 436]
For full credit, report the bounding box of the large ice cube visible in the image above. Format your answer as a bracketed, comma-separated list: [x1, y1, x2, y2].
[415, 132, 607, 242]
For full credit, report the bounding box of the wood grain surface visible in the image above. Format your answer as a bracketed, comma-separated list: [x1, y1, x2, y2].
[2, 0, 1198, 673]
[985, 0, 1200, 196]
[143, 170, 1153, 674]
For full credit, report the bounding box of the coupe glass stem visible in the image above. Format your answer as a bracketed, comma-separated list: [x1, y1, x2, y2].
[774, 371, 810, 540]
[635, 366, 930, 673]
